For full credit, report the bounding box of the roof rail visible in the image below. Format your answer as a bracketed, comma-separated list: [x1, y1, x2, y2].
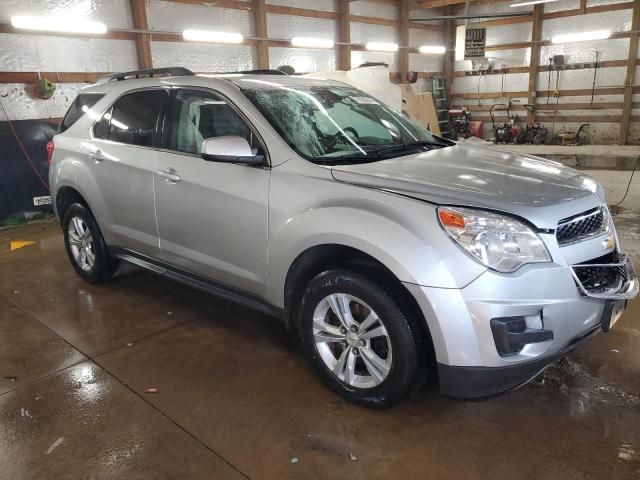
[218, 69, 287, 76]
[97, 67, 195, 83]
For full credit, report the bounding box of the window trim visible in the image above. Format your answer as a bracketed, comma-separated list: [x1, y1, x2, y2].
[157, 86, 271, 167]
[90, 86, 171, 151]
[92, 105, 113, 140]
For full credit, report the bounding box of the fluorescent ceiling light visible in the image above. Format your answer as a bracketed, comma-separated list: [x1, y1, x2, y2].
[365, 42, 398, 52]
[510, 0, 558, 7]
[11, 15, 107, 34]
[552, 29, 611, 44]
[183, 29, 244, 44]
[419, 45, 446, 54]
[291, 37, 334, 49]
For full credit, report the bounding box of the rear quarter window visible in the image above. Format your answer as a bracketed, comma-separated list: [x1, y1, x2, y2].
[59, 93, 105, 133]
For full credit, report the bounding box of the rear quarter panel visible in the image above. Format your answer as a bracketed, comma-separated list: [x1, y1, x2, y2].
[50, 134, 116, 236]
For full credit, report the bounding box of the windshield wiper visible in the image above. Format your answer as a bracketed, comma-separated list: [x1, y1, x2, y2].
[368, 140, 449, 156]
[315, 152, 386, 165]
[314, 140, 450, 165]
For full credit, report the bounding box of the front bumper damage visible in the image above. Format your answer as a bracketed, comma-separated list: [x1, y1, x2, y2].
[405, 252, 638, 399]
[571, 253, 638, 300]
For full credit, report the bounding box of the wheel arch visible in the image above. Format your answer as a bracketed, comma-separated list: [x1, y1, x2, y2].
[282, 243, 435, 362]
[55, 186, 93, 222]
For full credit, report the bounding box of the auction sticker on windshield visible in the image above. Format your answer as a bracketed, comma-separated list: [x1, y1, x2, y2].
[350, 96, 379, 105]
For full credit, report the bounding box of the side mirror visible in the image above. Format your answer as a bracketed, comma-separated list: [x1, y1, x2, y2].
[201, 135, 264, 165]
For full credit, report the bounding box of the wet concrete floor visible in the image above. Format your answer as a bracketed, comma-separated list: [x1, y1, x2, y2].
[1, 215, 639, 479]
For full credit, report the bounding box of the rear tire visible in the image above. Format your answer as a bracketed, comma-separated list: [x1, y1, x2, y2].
[298, 269, 428, 408]
[62, 203, 119, 283]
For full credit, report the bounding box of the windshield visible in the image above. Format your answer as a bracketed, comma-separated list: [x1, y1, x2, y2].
[241, 83, 449, 164]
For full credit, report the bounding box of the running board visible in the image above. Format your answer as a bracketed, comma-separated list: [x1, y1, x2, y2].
[116, 253, 167, 274]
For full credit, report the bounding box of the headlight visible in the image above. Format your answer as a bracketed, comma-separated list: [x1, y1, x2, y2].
[437, 207, 551, 273]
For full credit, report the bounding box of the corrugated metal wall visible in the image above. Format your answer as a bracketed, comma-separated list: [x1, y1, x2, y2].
[0, 0, 446, 121]
[454, 0, 639, 143]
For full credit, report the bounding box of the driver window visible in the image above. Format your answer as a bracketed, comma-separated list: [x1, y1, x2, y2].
[169, 90, 255, 155]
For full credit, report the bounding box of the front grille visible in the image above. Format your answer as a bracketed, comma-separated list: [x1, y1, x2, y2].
[556, 207, 606, 246]
[571, 253, 638, 299]
[573, 263, 629, 295]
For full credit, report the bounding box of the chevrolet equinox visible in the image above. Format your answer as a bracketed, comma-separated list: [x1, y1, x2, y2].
[49, 68, 638, 408]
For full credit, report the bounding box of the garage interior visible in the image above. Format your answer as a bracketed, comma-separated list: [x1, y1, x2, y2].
[1, 0, 640, 478]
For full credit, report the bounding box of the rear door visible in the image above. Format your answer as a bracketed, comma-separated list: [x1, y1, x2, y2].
[153, 88, 270, 296]
[89, 89, 169, 256]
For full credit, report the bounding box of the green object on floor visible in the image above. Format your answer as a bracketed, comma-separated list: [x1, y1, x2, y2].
[2, 216, 21, 226]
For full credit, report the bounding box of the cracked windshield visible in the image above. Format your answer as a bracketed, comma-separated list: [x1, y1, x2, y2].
[243, 84, 449, 164]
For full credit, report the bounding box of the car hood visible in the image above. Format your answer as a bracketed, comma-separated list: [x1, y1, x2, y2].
[331, 142, 603, 230]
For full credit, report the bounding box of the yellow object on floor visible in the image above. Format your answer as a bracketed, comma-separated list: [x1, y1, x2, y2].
[10, 240, 36, 251]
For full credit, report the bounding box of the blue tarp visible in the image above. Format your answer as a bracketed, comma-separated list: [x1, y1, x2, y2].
[0, 120, 56, 219]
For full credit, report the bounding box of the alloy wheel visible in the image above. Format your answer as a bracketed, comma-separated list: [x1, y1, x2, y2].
[312, 293, 392, 389]
[67, 216, 95, 272]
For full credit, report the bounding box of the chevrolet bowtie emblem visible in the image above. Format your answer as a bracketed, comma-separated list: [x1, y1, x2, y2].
[602, 236, 616, 251]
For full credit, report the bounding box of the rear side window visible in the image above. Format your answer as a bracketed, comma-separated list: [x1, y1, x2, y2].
[94, 90, 168, 148]
[59, 93, 104, 133]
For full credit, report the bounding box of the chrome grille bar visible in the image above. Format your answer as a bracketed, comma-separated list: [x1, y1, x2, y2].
[556, 207, 607, 246]
[571, 254, 638, 300]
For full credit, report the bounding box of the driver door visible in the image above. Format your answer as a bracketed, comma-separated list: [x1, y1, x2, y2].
[154, 89, 270, 297]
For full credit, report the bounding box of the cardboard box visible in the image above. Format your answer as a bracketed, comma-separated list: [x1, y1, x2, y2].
[400, 85, 441, 135]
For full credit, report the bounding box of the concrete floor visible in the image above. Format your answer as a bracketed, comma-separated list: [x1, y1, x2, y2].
[1, 214, 640, 480]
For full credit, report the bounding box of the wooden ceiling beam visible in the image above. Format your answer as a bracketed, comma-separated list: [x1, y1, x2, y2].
[527, 3, 543, 120]
[0, 72, 108, 83]
[399, 0, 409, 83]
[129, 0, 153, 69]
[619, 0, 639, 144]
[338, 0, 351, 71]
[442, 6, 455, 101]
[253, 0, 269, 69]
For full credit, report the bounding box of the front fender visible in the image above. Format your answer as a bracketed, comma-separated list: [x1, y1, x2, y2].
[267, 166, 486, 308]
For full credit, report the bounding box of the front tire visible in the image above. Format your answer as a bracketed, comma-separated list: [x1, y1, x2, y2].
[299, 270, 427, 408]
[62, 203, 119, 283]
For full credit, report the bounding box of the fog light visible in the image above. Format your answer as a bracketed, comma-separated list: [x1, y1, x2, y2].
[490, 316, 553, 357]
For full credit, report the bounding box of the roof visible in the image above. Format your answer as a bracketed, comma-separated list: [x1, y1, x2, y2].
[211, 74, 347, 90]
[79, 72, 347, 96]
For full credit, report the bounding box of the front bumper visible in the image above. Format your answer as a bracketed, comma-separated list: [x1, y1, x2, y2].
[437, 323, 600, 398]
[404, 254, 638, 399]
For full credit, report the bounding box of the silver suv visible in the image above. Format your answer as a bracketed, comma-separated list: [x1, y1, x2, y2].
[50, 68, 638, 408]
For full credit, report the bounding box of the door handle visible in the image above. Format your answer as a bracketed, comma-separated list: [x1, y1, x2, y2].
[89, 149, 104, 162]
[157, 167, 180, 183]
